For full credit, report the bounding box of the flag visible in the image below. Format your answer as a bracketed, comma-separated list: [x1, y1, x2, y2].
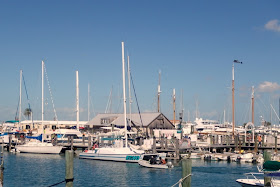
[233, 60, 242, 64]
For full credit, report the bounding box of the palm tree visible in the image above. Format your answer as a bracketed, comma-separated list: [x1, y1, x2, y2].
[24, 108, 32, 120]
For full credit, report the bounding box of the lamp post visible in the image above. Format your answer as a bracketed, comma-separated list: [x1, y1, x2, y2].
[232, 60, 242, 137]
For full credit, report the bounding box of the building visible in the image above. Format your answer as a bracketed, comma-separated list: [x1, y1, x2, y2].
[85, 112, 175, 136]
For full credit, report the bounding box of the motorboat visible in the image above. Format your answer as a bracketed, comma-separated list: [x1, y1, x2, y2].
[138, 154, 172, 169]
[236, 172, 280, 187]
[236, 161, 280, 186]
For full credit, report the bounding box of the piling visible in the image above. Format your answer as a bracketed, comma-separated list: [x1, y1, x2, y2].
[164, 137, 168, 149]
[238, 136, 242, 154]
[181, 158, 192, 187]
[82, 134, 85, 145]
[160, 136, 164, 149]
[226, 135, 229, 146]
[175, 138, 180, 159]
[275, 136, 277, 153]
[152, 137, 156, 154]
[254, 134, 258, 153]
[65, 150, 74, 187]
[8, 134, 12, 152]
[70, 136, 74, 151]
[0, 141, 4, 186]
[88, 135, 91, 150]
[235, 135, 238, 153]
[264, 150, 271, 187]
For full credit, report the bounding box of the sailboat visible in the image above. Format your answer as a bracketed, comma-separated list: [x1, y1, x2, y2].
[15, 61, 63, 154]
[79, 42, 145, 162]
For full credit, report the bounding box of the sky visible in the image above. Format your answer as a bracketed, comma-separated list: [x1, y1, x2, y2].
[0, 1, 280, 126]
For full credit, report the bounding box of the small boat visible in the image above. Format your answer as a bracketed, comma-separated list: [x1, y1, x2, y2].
[236, 172, 280, 187]
[138, 154, 173, 169]
[236, 161, 280, 186]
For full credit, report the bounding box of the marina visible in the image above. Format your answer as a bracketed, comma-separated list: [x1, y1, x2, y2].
[1, 1, 280, 187]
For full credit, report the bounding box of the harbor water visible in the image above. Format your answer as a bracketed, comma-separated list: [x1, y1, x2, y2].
[2, 152, 259, 187]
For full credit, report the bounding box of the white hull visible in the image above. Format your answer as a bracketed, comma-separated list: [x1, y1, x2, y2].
[16, 142, 63, 154]
[236, 179, 264, 187]
[79, 147, 144, 163]
[138, 160, 168, 169]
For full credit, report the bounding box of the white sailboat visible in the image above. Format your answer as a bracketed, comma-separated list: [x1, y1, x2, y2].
[79, 42, 145, 162]
[16, 61, 63, 154]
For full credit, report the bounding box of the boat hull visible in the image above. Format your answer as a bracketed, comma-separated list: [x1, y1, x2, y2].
[138, 160, 168, 169]
[16, 142, 63, 154]
[79, 147, 144, 163]
[236, 179, 263, 187]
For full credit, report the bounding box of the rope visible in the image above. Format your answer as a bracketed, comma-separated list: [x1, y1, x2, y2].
[171, 174, 192, 187]
[22, 74, 31, 110]
[43, 63, 58, 121]
[47, 178, 74, 187]
[130, 71, 144, 132]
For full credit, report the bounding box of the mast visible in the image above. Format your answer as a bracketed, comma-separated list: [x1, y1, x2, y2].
[232, 63, 235, 136]
[121, 42, 128, 148]
[251, 86, 254, 124]
[127, 55, 132, 129]
[157, 70, 161, 113]
[88, 83, 90, 122]
[76, 71, 80, 130]
[19, 69, 22, 122]
[42, 61, 44, 142]
[173, 88, 176, 124]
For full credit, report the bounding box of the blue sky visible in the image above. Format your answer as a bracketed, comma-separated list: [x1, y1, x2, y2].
[0, 1, 280, 126]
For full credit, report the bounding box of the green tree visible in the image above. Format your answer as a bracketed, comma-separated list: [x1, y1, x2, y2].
[24, 108, 32, 120]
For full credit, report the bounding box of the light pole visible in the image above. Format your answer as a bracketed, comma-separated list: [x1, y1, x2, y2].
[232, 60, 242, 137]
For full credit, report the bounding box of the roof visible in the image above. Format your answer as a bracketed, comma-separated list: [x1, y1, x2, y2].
[86, 112, 165, 127]
[19, 120, 88, 125]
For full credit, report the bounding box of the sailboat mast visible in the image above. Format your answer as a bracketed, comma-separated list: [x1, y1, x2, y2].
[173, 88, 176, 124]
[232, 63, 235, 136]
[42, 61, 44, 141]
[251, 86, 254, 124]
[88, 83, 90, 122]
[157, 70, 161, 113]
[76, 71, 80, 130]
[19, 69, 22, 122]
[121, 42, 128, 148]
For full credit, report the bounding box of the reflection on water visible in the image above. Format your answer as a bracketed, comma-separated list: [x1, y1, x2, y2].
[2, 152, 259, 187]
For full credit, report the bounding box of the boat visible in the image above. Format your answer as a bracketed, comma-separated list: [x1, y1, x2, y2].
[79, 42, 145, 162]
[15, 61, 63, 154]
[16, 140, 62, 154]
[138, 154, 173, 169]
[236, 161, 280, 186]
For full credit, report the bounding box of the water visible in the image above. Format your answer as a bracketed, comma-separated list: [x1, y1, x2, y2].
[2, 152, 259, 187]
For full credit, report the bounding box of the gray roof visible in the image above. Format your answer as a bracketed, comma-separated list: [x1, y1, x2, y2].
[86, 112, 164, 127]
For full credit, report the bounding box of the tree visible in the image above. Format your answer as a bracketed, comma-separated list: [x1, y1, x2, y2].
[265, 121, 271, 127]
[24, 108, 32, 120]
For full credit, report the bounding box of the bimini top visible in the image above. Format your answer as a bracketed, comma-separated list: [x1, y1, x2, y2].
[5, 120, 19, 123]
[263, 161, 280, 171]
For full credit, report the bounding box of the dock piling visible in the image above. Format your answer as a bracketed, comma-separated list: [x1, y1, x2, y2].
[181, 158, 192, 187]
[65, 150, 74, 187]
[264, 150, 271, 187]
